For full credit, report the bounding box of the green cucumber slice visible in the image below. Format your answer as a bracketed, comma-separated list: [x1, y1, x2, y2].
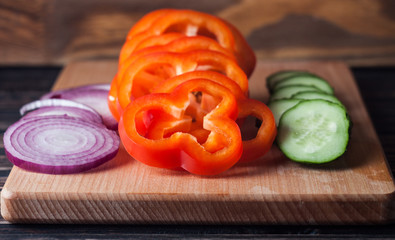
[267, 70, 315, 91]
[270, 85, 323, 102]
[277, 100, 350, 164]
[291, 91, 343, 106]
[273, 75, 334, 94]
[268, 99, 301, 126]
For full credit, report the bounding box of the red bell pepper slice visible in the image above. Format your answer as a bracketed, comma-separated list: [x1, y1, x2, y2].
[152, 70, 245, 98]
[134, 33, 184, 51]
[237, 99, 277, 162]
[108, 74, 121, 121]
[126, 9, 174, 37]
[117, 50, 248, 111]
[119, 79, 242, 175]
[151, 72, 277, 163]
[119, 9, 256, 77]
[152, 70, 246, 115]
[108, 37, 240, 121]
[117, 35, 236, 87]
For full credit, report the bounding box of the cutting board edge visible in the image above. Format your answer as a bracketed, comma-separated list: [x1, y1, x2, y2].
[2, 184, 395, 224]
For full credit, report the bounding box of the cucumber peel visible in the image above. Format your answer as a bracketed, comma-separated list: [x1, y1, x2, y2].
[270, 85, 323, 102]
[267, 70, 316, 91]
[268, 99, 301, 126]
[291, 91, 343, 106]
[273, 75, 334, 94]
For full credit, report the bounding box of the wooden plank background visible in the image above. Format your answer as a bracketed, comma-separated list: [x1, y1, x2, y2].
[0, 0, 395, 66]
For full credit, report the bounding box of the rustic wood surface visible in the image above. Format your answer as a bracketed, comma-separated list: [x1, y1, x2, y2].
[1, 60, 394, 225]
[1, 0, 395, 66]
[0, 65, 395, 238]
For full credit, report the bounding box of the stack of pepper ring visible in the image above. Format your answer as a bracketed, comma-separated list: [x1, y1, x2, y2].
[109, 9, 276, 175]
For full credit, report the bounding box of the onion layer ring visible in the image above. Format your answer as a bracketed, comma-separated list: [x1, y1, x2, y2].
[40, 84, 117, 130]
[3, 115, 120, 174]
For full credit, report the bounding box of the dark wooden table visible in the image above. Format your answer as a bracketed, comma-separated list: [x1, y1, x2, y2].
[0, 66, 394, 239]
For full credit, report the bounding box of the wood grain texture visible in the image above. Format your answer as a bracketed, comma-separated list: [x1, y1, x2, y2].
[0, 0, 48, 63]
[0, 0, 394, 66]
[1, 60, 394, 224]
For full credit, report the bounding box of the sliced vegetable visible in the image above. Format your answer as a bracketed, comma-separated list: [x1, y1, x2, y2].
[270, 85, 323, 102]
[267, 69, 351, 164]
[120, 9, 256, 77]
[117, 50, 248, 111]
[3, 115, 120, 174]
[291, 91, 343, 106]
[267, 99, 302, 126]
[134, 33, 185, 52]
[267, 70, 315, 91]
[22, 105, 103, 124]
[119, 79, 243, 175]
[107, 9, 277, 175]
[152, 72, 276, 163]
[153, 70, 246, 99]
[152, 70, 246, 116]
[272, 75, 334, 94]
[117, 35, 236, 87]
[237, 99, 277, 162]
[20, 98, 99, 117]
[126, 9, 174, 37]
[40, 84, 117, 130]
[277, 100, 350, 164]
[40, 84, 111, 99]
[108, 76, 122, 122]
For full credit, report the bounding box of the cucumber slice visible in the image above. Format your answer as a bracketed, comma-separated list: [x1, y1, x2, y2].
[270, 85, 323, 102]
[268, 99, 301, 125]
[267, 70, 315, 91]
[273, 75, 334, 94]
[277, 100, 350, 163]
[291, 91, 343, 106]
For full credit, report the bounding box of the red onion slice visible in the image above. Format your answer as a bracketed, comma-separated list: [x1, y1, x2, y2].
[39, 84, 111, 99]
[22, 106, 103, 124]
[20, 99, 99, 116]
[3, 115, 120, 174]
[40, 84, 117, 130]
[20, 99, 103, 124]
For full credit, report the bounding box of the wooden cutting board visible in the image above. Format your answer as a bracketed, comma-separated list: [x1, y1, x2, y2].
[1, 60, 395, 224]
